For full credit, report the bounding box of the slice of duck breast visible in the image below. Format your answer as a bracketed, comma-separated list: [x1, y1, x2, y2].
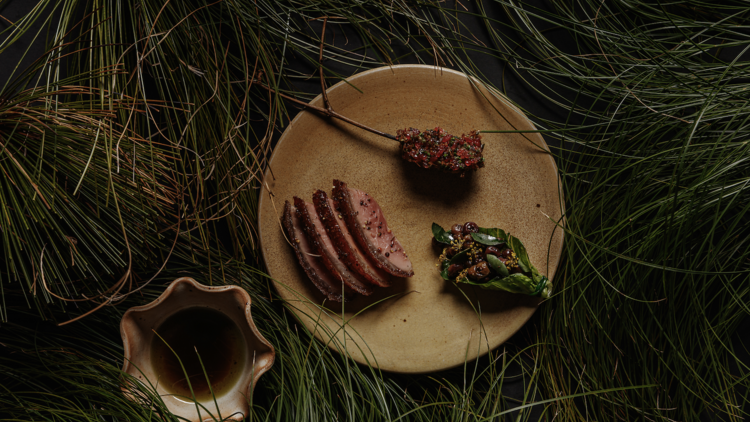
[313, 190, 392, 287]
[331, 180, 414, 277]
[293, 197, 374, 296]
[282, 201, 344, 302]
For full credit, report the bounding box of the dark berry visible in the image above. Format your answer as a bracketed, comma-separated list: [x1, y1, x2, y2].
[467, 262, 490, 280]
[484, 246, 502, 259]
[450, 224, 463, 239]
[472, 254, 486, 265]
[447, 263, 464, 278]
[463, 222, 479, 234]
[461, 234, 475, 250]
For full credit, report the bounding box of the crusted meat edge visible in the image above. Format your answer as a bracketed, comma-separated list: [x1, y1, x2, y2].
[332, 180, 414, 277]
[313, 190, 391, 287]
[293, 196, 373, 296]
[282, 201, 343, 302]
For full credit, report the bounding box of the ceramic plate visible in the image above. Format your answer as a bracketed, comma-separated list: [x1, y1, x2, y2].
[258, 65, 563, 373]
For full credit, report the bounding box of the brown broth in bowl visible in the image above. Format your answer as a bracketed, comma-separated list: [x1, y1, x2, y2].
[151, 307, 246, 401]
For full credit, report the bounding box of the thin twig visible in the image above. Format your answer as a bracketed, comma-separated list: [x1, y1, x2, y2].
[253, 79, 398, 141]
[0, 14, 14, 26]
[319, 17, 332, 112]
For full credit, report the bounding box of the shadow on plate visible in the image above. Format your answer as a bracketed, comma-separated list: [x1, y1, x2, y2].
[398, 156, 479, 205]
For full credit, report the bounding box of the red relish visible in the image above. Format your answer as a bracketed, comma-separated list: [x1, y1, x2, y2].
[397, 127, 484, 176]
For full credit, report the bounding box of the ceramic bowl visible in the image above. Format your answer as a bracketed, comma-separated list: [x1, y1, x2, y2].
[120, 277, 274, 421]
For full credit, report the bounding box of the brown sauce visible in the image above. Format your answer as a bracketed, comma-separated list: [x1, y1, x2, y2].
[151, 307, 246, 401]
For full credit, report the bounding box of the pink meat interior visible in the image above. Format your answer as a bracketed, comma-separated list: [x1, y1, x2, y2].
[290, 205, 332, 284]
[349, 188, 412, 273]
[305, 202, 342, 268]
[328, 197, 390, 281]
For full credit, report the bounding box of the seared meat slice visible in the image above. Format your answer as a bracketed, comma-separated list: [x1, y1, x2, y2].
[313, 190, 391, 287]
[282, 201, 344, 301]
[293, 197, 374, 296]
[332, 180, 414, 277]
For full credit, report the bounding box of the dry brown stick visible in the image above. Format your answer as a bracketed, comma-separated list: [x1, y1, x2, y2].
[253, 79, 398, 141]
[319, 17, 332, 112]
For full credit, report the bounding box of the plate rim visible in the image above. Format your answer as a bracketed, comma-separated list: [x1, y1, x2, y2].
[257, 64, 565, 373]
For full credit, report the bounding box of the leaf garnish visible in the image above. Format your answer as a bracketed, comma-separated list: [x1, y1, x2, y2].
[434, 224, 552, 298]
[487, 254, 509, 277]
[432, 223, 454, 244]
[440, 248, 470, 281]
[470, 232, 506, 246]
[477, 227, 507, 241]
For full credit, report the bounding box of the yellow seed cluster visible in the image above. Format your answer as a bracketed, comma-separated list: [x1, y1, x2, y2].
[456, 268, 469, 283]
[436, 235, 520, 282]
[466, 244, 483, 262]
[505, 251, 519, 269]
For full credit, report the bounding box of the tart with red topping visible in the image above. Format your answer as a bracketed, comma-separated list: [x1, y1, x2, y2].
[398, 127, 484, 176]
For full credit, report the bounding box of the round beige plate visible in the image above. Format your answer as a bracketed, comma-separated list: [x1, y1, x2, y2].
[258, 65, 563, 374]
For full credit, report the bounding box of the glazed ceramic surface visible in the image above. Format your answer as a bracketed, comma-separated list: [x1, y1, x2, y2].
[120, 277, 275, 422]
[258, 65, 564, 373]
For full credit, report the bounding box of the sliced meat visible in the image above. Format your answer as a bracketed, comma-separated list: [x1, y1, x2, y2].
[331, 180, 414, 277]
[281, 201, 344, 302]
[293, 197, 374, 296]
[313, 190, 392, 287]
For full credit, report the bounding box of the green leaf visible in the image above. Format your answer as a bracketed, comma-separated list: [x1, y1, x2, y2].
[508, 235, 532, 273]
[433, 224, 547, 293]
[461, 273, 533, 294]
[487, 254, 509, 277]
[470, 232, 506, 246]
[533, 275, 553, 299]
[477, 226, 507, 241]
[440, 263, 451, 281]
[432, 222, 454, 244]
[517, 259, 530, 273]
[461, 273, 552, 298]
[448, 248, 470, 266]
[439, 225, 550, 298]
